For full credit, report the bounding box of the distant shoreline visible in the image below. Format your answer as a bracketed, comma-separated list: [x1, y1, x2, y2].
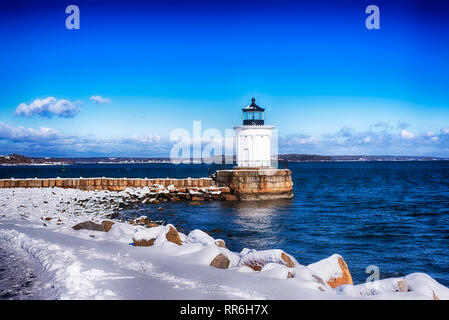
[1, 159, 449, 167]
[0, 153, 448, 166]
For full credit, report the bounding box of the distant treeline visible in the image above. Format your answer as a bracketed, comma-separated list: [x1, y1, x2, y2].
[279, 154, 332, 161]
[278, 154, 445, 162]
[0, 153, 446, 165]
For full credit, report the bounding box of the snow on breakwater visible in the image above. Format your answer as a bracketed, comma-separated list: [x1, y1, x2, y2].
[0, 177, 214, 191]
[0, 187, 448, 300]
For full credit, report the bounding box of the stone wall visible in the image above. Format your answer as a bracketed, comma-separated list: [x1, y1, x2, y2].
[0, 177, 214, 191]
[215, 168, 294, 200]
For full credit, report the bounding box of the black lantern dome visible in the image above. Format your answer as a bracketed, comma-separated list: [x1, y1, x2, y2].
[242, 98, 265, 125]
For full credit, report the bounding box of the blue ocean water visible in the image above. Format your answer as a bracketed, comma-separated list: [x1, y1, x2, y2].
[1, 162, 449, 286]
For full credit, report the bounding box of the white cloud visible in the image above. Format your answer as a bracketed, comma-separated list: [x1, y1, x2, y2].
[0, 122, 61, 142]
[400, 129, 416, 139]
[89, 96, 112, 104]
[15, 97, 80, 118]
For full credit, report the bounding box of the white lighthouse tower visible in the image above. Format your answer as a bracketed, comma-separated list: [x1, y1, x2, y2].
[234, 98, 274, 167]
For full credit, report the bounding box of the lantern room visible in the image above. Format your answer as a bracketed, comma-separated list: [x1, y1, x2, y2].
[242, 98, 265, 126]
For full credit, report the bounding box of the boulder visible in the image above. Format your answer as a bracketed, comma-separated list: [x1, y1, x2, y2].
[133, 238, 155, 246]
[132, 224, 183, 247]
[211, 194, 221, 201]
[101, 220, 115, 232]
[397, 280, 408, 292]
[210, 253, 230, 269]
[72, 221, 106, 232]
[214, 239, 227, 248]
[166, 226, 182, 245]
[224, 194, 238, 201]
[72, 220, 114, 232]
[433, 291, 440, 300]
[135, 216, 159, 227]
[307, 254, 353, 288]
[281, 252, 295, 268]
[239, 249, 298, 271]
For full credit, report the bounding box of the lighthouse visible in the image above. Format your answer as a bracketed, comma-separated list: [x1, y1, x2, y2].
[234, 98, 274, 167]
[214, 98, 293, 200]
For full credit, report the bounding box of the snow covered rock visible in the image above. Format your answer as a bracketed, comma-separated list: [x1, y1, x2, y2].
[72, 220, 115, 232]
[132, 224, 182, 247]
[405, 273, 449, 300]
[214, 239, 226, 248]
[210, 253, 230, 269]
[186, 229, 215, 246]
[101, 220, 115, 232]
[131, 216, 159, 228]
[397, 280, 408, 292]
[239, 249, 298, 271]
[307, 254, 353, 288]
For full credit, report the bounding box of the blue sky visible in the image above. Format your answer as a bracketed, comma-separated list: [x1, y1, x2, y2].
[0, 0, 449, 157]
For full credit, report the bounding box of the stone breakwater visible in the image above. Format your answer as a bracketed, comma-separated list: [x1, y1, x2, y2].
[0, 177, 236, 202]
[0, 168, 294, 201]
[0, 177, 214, 191]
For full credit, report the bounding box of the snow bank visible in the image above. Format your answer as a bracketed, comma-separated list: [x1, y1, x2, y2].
[1, 187, 448, 300]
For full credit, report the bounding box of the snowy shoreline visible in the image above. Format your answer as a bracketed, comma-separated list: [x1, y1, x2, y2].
[1, 187, 448, 300]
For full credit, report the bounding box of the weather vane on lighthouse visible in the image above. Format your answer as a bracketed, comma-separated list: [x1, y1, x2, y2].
[234, 98, 275, 168]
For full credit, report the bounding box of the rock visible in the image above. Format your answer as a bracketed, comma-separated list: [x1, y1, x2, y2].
[433, 290, 440, 300]
[72, 221, 106, 232]
[308, 254, 353, 289]
[397, 280, 408, 292]
[281, 252, 295, 268]
[211, 194, 221, 201]
[165, 226, 182, 245]
[191, 196, 204, 201]
[157, 207, 164, 211]
[133, 225, 182, 247]
[240, 249, 297, 271]
[190, 201, 202, 206]
[134, 217, 147, 225]
[287, 271, 294, 278]
[101, 220, 115, 232]
[223, 194, 238, 201]
[214, 239, 226, 248]
[44, 217, 53, 221]
[210, 253, 230, 269]
[147, 222, 159, 228]
[133, 238, 155, 246]
[326, 257, 353, 288]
